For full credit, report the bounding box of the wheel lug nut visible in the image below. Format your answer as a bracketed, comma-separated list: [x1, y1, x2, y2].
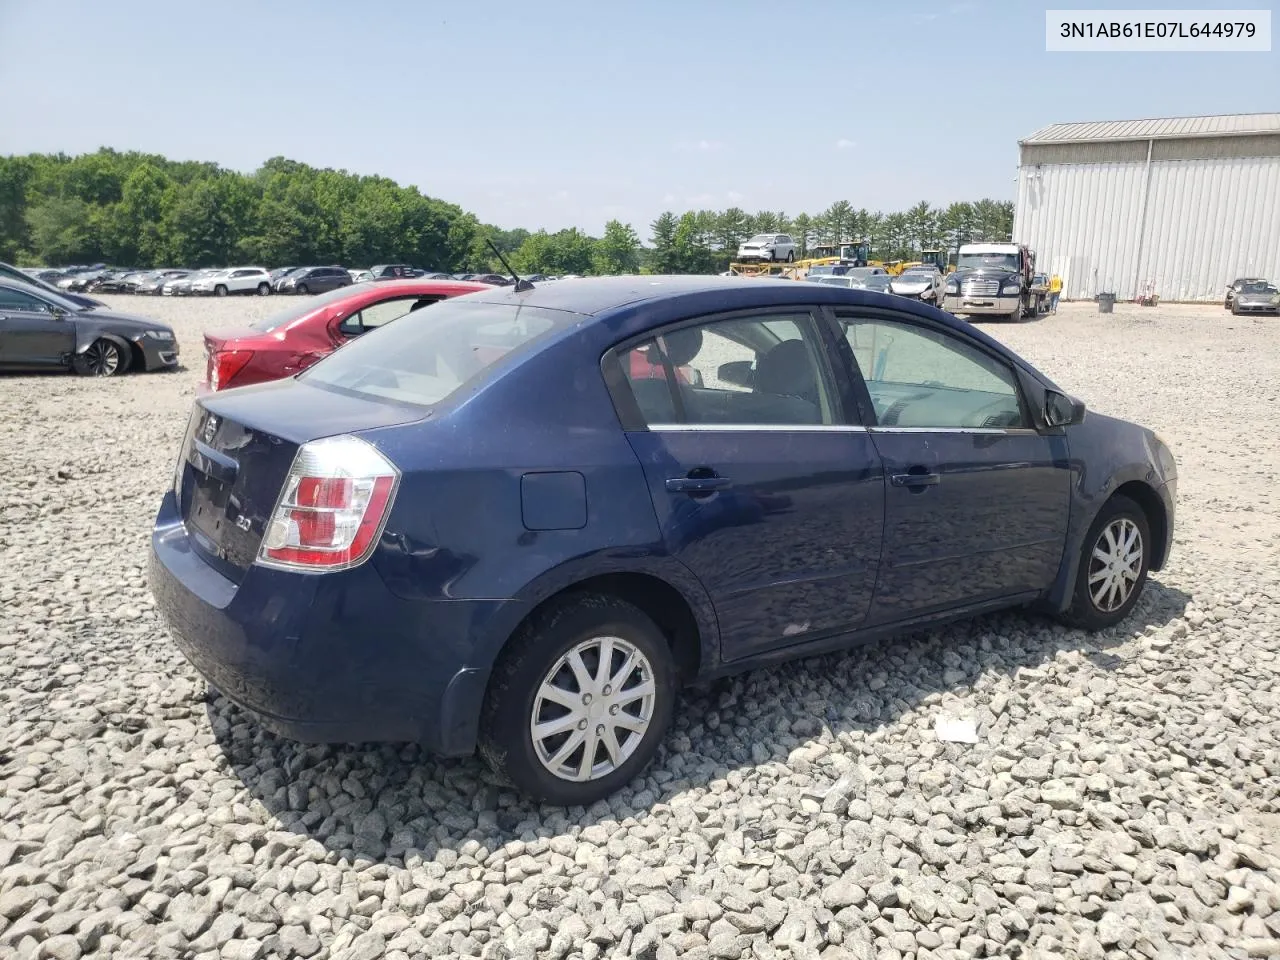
[596, 724, 605, 735]
[578, 719, 588, 730]
[603, 684, 612, 695]
[582, 693, 592, 705]
[609, 705, 619, 715]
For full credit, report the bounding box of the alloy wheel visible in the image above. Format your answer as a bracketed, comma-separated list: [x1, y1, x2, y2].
[84, 341, 120, 376]
[1088, 517, 1144, 612]
[530, 635, 656, 782]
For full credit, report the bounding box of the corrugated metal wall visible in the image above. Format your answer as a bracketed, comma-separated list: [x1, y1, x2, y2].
[1014, 155, 1280, 301]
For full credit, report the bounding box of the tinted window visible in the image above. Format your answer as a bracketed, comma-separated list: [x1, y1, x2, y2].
[619, 313, 838, 428]
[302, 301, 567, 407]
[0, 286, 53, 312]
[838, 315, 1025, 429]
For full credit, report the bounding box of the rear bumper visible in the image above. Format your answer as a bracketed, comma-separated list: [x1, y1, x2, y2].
[149, 491, 509, 755]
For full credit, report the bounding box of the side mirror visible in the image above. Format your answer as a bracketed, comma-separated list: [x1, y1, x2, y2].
[49, 306, 68, 320]
[1044, 389, 1086, 427]
[718, 360, 755, 389]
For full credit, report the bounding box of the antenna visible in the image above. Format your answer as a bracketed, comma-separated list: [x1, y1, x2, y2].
[485, 239, 534, 292]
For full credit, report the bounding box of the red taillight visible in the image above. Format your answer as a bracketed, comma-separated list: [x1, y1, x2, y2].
[258, 436, 399, 572]
[208, 349, 253, 391]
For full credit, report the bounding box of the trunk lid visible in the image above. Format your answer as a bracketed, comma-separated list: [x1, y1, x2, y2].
[176, 379, 425, 581]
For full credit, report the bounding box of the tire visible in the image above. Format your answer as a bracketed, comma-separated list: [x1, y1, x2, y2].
[1231, 302, 1240, 316]
[786, 250, 795, 263]
[478, 592, 677, 805]
[257, 282, 271, 296]
[297, 283, 309, 295]
[214, 284, 228, 297]
[1059, 494, 1152, 631]
[73, 338, 126, 377]
[1224, 299, 1231, 310]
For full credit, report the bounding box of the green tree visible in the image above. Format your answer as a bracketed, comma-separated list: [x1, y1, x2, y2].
[790, 212, 814, 257]
[649, 211, 680, 274]
[593, 220, 640, 274]
[25, 197, 97, 264]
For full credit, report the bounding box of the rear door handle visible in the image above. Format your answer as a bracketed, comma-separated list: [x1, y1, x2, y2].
[890, 472, 940, 487]
[666, 476, 732, 493]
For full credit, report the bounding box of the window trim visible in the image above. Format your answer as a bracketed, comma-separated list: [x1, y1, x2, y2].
[822, 306, 1038, 434]
[602, 305, 861, 433]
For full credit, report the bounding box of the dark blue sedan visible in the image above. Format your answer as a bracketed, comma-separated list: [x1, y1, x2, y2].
[150, 276, 1176, 803]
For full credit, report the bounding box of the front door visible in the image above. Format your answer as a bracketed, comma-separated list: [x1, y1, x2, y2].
[834, 311, 1070, 623]
[0, 287, 75, 366]
[615, 309, 885, 660]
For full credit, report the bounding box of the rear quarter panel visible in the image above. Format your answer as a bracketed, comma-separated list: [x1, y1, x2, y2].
[362, 322, 721, 672]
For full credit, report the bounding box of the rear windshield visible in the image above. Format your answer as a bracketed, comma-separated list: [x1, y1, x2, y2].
[251, 283, 373, 332]
[300, 300, 569, 407]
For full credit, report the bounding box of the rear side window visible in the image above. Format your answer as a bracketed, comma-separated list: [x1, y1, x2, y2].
[616, 313, 840, 428]
[302, 300, 569, 407]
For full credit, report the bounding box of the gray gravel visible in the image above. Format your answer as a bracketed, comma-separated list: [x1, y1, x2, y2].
[2, 295, 1278, 959]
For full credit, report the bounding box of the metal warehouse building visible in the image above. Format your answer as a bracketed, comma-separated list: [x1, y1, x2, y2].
[1013, 112, 1280, 302]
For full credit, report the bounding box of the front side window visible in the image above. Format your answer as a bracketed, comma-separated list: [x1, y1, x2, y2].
[0, 287, 53, 312]
[839, 315, 1025, 429]
[302, 300, 568, 407]
[618, 313, 839, 428]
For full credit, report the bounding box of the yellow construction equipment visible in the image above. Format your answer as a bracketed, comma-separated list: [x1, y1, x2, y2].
[919, 249, 954, 273]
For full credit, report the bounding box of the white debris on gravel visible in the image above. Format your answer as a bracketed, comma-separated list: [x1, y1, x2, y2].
[1, 295, 1278, 960]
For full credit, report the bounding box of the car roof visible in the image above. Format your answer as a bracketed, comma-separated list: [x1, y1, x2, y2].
[462, 274, 943, 322]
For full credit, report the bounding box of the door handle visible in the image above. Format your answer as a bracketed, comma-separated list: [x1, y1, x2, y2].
[890, 471, 940, 487]
[666, 476, 732, 493]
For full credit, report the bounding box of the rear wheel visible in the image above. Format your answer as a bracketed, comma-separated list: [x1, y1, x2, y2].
[214, 284, 228, 297]
[479, 593, 677, 804]
[786, 250, 795, 263]
[257, 282, 271, 296]
[1060, 495, 1151, 631]
[73, 339, 125, 377]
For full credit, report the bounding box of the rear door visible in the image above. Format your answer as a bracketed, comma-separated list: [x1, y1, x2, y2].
[831, 308, 1071, 623]
[610, 308, 886, 661]
[0, 286, 75, 366]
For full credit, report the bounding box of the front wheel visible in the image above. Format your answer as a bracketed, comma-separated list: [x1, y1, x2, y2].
[478, 593, 677, 805]
[1060, 495, 1151, 631]
[257, 282, 271, 296]
[214, 284, 228, 297]
[297, 283, 309, 295]
[73, 339, 126, 377]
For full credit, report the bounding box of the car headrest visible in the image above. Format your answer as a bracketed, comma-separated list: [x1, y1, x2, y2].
[755, 339, 816, 399]
[659, 327, 703, 368]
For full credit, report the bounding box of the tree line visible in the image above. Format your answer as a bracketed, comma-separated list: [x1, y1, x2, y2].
[0, 148, 1013, 276]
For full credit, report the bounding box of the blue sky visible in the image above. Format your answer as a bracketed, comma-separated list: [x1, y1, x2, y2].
[0, 0, 1275, 237]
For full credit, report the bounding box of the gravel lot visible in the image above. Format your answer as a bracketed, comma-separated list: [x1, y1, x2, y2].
[1, 294, 1278, 960]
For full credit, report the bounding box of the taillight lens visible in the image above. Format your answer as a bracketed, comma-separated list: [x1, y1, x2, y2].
[209, 350, 253, 391]
[257, 436, 399, 572]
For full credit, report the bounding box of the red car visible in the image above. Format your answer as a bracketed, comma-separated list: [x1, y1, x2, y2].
[202, 279, 490, 392]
